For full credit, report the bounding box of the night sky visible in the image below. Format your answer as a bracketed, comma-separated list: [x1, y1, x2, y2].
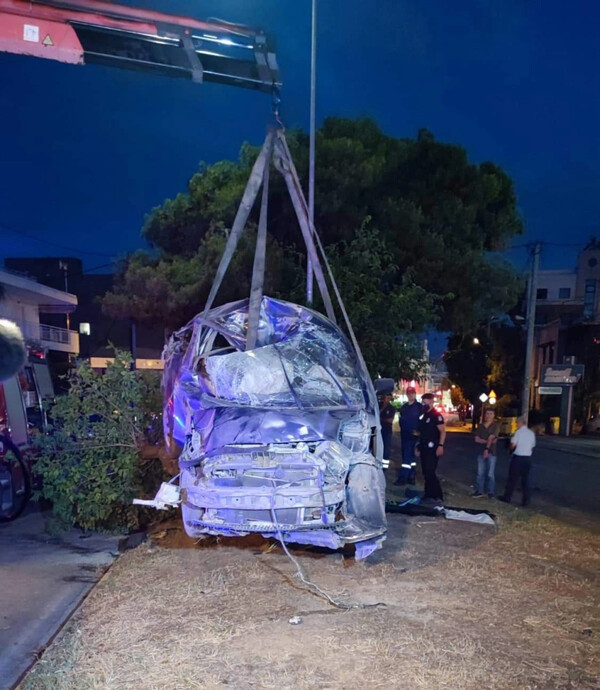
[1, 0, 599, 273]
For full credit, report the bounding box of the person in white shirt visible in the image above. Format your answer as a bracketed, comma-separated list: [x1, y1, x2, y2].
[499, 415, 536, 506]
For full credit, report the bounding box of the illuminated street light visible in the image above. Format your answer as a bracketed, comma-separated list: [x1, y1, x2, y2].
[473, 337, 480, 345]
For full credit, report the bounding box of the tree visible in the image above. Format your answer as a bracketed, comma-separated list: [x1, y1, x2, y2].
[487, 321, 526, 402]
[444, 334, 490, 406]
[445, 316, 526, 421]
[34, 351, 165, 532]
[103, 117, 524, 375]
[103, 230, 302, 330]
[449, 384, 468, 410]
[326, 219, 441, 378]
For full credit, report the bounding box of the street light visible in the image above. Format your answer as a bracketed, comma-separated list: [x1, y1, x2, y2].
[473, 337, 480, 345]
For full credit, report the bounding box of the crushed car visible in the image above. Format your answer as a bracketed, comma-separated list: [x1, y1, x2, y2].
[156, 296, 387, 559]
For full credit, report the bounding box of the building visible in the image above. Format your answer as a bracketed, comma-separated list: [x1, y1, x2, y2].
[532, 239, 600, 427]
[3, 257, 164, 372]
[0, 266, 78, 358]
[0, 266, 78, 444]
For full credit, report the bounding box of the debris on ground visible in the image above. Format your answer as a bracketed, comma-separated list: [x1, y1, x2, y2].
[21, 499, 600, 690]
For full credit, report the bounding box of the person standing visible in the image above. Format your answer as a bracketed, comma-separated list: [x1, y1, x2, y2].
[500, 415, 536, 506]
[415, 393, 446, 504]
[472, 408, 500, 498]
[379, 393, 396, 469]
[396, 386, 422, 485]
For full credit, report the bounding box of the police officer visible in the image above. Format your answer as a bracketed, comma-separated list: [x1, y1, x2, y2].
[415, 393, 446, 503]
[379, 393, 396, 469]
[396, 386, 422, 485]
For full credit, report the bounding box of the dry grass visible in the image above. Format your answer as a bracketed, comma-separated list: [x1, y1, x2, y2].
[21, 506, 600, 690]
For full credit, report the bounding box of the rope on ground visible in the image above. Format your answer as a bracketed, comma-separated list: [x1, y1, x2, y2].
[269, 508, 386, 611]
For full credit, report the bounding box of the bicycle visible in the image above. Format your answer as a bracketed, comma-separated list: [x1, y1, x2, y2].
[0, 433, 31, 522]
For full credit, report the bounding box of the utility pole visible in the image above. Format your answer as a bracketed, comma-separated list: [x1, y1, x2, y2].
[306, 0, 317, 305]
[130, 319, 137, 371]
[521, 242, 542, 419]
[59, 260, 70, 330]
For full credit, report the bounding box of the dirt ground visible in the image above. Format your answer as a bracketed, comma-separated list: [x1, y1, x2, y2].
[21, 483, 600, 690]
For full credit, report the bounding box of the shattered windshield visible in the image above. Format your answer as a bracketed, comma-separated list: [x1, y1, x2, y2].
[202, 319, 365, 409]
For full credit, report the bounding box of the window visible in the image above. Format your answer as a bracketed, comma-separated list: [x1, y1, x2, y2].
[584, 279, 596, 318]
[558, 287, 571, 299]
[536, 288, 548, 300]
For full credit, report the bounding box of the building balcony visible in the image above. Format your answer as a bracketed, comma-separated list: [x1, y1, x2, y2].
[22, 321, 80, 355]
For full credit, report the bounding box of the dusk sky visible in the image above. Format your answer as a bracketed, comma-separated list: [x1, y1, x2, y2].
[1, 0, 599, 274]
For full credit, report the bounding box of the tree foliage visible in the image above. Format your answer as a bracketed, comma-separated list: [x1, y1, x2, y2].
[487, 323, 526, 400]
[103, 230, 302, 329]
[103, 117, 524, 376]
[327, 220, 442, 378]
[445, 317, 526, 411]
[444, 334, 490, 406]
[34, 351, 164, 532]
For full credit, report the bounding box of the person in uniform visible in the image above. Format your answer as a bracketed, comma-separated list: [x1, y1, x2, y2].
[396, 386, 422, 485]
[415, 393, 446, 503]
[379, 393, 396, 469]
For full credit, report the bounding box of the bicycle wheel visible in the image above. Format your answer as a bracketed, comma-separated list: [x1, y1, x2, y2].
[0, 435, 31, 522]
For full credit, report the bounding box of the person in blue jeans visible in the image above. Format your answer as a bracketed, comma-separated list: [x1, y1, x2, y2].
[472, 408, 500, 498]
[395, 387, 422, 485]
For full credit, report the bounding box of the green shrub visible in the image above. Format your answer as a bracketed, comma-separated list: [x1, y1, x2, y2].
[34, 351, 164, 532]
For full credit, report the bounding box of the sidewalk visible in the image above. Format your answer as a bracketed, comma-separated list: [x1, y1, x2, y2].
[0, 506, 121, 690]
[536, 434, 600, 458]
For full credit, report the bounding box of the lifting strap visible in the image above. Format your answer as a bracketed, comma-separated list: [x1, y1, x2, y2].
[273, 130, 374, 397]
[246, 137, 272, 350]
[272, 131, 336, 323]
[201, 126, 369, 386]
[200, 129, 273, 329]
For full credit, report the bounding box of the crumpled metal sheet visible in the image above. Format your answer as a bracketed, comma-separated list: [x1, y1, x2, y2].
[204, 322, 365, 409]
[163, 296, 386, 557]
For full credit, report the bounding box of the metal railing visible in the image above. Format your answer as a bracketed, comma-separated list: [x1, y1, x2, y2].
[22, 320, 75, 346]
[39, 323, 71, 344]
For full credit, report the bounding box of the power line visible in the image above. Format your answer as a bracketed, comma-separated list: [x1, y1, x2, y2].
[82, 262, 116, 274]
[542, 241, 588, 247]
[508, 240, 588, 251]
[1, 222, 116, 258]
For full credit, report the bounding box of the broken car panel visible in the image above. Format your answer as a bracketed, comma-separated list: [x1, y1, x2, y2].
[160, 297, 386, 559]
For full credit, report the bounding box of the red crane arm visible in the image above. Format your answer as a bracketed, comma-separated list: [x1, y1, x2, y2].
[0, 0, 280, 91]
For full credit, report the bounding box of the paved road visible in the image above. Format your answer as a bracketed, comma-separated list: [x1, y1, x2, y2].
[0, 507, 120, 690]
[391, 430, 600, 523]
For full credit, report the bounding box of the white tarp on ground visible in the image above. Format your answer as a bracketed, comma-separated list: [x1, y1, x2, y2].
[443, 509, 496, 526]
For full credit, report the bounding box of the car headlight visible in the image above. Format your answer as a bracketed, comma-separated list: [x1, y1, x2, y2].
[338, 412, 370, 454]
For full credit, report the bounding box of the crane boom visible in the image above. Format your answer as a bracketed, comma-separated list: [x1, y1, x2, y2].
[0, 0, 280, 91]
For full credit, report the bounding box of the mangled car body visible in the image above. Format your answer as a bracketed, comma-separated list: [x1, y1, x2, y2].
[162, 296, 387, 559]
[134, 129, 387, 558]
